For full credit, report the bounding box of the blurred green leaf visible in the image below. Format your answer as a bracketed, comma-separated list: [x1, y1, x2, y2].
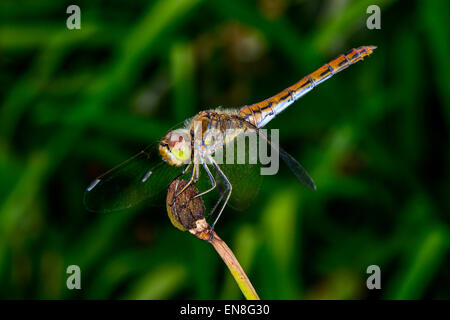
[171, 41, 197, 121]
[122, 264, 187, 299]
[387, 226, 448, 299]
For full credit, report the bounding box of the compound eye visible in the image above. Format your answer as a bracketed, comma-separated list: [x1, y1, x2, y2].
[168, 134, 181, 147]
[167, 129, 190, 148]
[163, 129, 191, 163]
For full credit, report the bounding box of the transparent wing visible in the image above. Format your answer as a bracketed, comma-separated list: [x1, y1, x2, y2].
[258, 130, 316, 190]
[277, 145, 316, 190]
[258, 128, 316, 190]
[83, 144, 182, 213]
[220, 162, 262, 211]
[204, 116, 316, 212]
[216, 134, 263, 211]
[218, 116, 316, 192]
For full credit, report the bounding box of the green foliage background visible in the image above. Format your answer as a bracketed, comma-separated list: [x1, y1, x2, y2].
[1, 0, 449, 299]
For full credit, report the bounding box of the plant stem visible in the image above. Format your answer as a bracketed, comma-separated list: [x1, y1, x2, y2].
[189, 218, 260, 300]
[210, 231, 260, 300]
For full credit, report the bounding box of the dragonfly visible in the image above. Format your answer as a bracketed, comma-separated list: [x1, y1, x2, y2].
[84, 46, 376, 232]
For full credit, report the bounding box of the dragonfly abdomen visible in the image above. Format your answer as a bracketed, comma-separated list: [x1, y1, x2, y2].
[239, 45, 376, 128]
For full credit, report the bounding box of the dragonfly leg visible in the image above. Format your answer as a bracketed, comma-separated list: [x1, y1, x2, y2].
[192, 163, 216, 199]
[171, 180, 183, 222]
[167, 163, 191, 188]
[192, 162, 223, 219]
[172, 163, 198, 205]
[206, 187, 226, 219]
[208, 157, 232, 241]
[181, 163, 192, 175]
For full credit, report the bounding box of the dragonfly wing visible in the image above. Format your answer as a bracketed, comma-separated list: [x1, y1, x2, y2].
[229, 116, 316, 191]
[84, 144, 181, 213]
[208, 130, 263, 211]
[219, 161, 262, 211]
[256, 128, 316, 190]
[277, 146, 316, 190]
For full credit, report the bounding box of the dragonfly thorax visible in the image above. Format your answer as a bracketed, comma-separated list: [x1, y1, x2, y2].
[159, 129, 192, 166]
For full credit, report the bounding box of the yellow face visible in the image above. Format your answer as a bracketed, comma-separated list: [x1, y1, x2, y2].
[159, 129, 191, 166]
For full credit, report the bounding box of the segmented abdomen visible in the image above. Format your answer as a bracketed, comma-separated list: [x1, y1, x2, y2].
[239, 45, 376, 128]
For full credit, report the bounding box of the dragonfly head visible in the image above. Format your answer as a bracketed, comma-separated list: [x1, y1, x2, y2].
[159, 129, 192, 166]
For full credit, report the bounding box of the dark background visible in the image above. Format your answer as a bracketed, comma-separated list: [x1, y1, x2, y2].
[0, 0, 449, 299]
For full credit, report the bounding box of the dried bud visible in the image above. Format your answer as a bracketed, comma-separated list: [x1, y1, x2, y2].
[166, 179, 205, 232]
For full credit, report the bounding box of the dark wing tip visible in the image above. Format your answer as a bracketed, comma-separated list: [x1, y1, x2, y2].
[304, 176, 317, 191]
[86, 178, 101, 192]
